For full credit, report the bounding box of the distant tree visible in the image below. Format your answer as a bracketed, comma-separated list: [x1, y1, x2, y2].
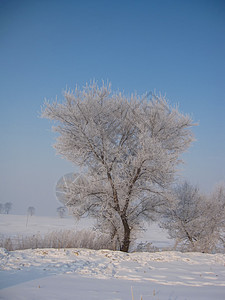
[0, 203, 3, 214]
[27, 206, 35, 216]
[57, 206, 66, 218]
[42, 82, 195, 252]
[4, 202, 12, 214]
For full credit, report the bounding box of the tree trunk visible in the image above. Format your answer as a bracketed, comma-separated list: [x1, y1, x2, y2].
[120, 215, 131, 252]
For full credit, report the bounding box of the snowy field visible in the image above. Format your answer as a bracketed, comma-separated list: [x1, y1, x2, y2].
[0, 215, 225, 300]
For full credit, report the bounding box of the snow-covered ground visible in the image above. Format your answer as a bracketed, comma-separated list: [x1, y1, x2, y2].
[0, 214, 89, 237]
[0, 215, 225, 300]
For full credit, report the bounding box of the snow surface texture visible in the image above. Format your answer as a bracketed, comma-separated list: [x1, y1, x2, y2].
[0, 215, 225, 299]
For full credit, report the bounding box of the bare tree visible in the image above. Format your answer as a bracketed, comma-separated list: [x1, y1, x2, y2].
[42, 82, 195, 252]
[57, 206, 66, 218]
[27, 206, 35, 216]
[4, 202, 12, 214]
[0, 203, 3, 214]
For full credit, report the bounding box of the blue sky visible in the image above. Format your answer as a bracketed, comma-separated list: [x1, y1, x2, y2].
[0, 0, 225, 215]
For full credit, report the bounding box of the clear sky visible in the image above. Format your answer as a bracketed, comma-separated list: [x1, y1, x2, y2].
[0, 0, 225, 216]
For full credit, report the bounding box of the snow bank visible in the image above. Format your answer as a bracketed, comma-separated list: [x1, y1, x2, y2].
[0, 248, 225, 299]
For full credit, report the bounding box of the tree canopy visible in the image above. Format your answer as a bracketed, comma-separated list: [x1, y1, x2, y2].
[42, 82, 195, 251]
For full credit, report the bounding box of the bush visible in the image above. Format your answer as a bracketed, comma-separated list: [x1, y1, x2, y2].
[134, 242, 159, 253]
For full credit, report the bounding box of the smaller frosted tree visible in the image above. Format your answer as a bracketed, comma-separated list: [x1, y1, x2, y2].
[203, 182, 225, 252]
[42, 82, 195, 252]
[161, 182, 202, 250]
[161, 181, 225, 252]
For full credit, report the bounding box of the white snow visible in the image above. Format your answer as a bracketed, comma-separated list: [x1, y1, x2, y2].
[0, 215, 225, 299]
[0, 214, 88, 237]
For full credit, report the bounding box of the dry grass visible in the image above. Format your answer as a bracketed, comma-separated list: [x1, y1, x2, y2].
[0, 229, 113, 251]
[131, 286, 143, 300]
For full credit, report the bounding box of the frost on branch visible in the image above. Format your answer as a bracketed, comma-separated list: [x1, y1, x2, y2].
[42, 82, 195, 252]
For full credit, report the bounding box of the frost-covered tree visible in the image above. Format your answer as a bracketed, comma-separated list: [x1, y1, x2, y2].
[212, 183, 225, 234]
[42, 82, 195, 252]
[203, 182, 225, 252]
[161, 182, 204, 250]
[161, 181, 225, 253]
